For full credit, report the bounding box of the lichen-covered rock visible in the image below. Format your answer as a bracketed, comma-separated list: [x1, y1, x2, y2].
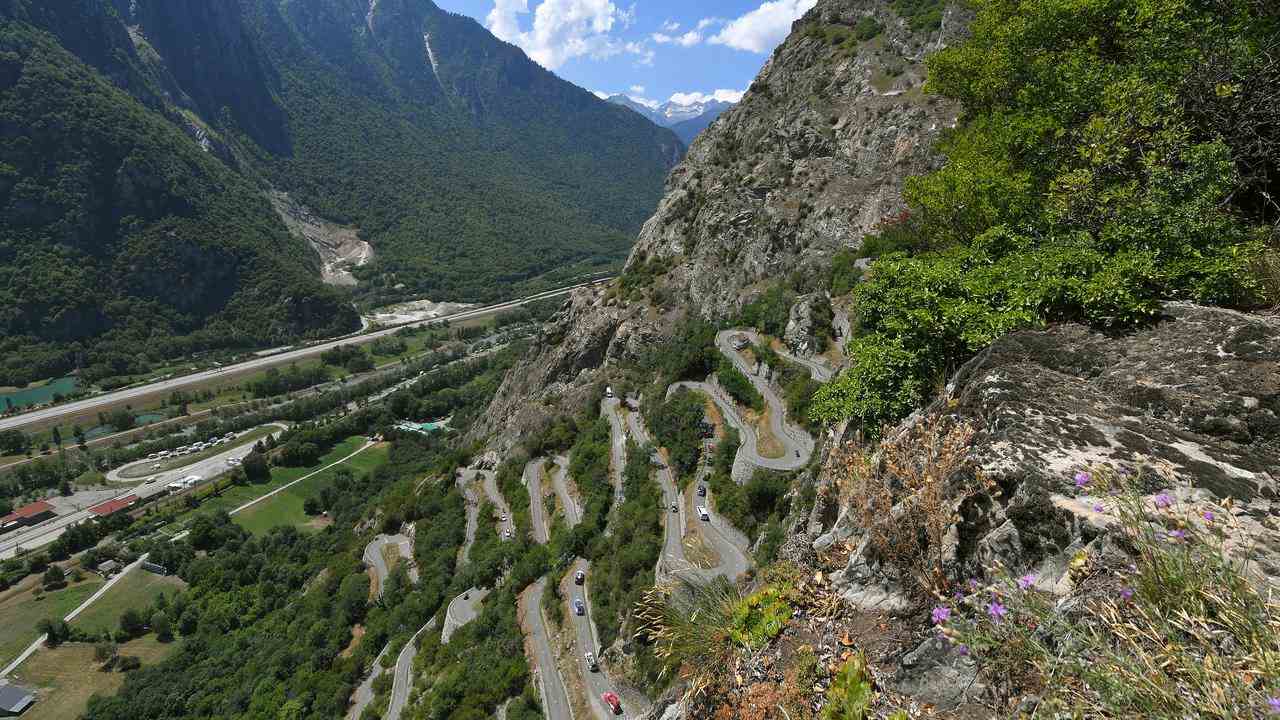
[831, 303, 1280, 601]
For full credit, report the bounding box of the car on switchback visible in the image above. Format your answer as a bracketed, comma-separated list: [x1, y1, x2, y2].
[574, 599, 585, 616]
[574, 570, 586, 585]
[584, 652, 598, 671]
[602, 692, 622, 714]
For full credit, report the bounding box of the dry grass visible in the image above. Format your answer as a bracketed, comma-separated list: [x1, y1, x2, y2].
[830, 414, 981, 598]
[12, 636, 177, 720]
[750, 406, 786, 460]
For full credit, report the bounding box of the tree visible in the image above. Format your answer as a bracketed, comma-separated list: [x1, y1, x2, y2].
[42, 565, 66, 589]
[38, 618, 71, 646]
[0, 429, 28, 455]
[94, 641, 119, 667]
[51, 427, 62, 448]
[105, 408, 134, 432]
[118, 609, 146, 639]
[241, 450, 270, 483]
[151, 611, 173, 642]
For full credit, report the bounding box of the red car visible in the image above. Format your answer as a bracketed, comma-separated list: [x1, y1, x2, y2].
[602, 691, 622, 715]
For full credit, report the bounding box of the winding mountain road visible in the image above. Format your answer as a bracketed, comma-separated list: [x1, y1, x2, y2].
[602, 398, 627, 507]
[523, 461, 551, 544]
[479, 469, 515, 540]
[364, 533, 416, 596]
[522, 579, 574, 720]
[722, 328, 837, 383]
[715, 330, 816, 466]
[387, 617, 438, 720]
[442, 587, 490, 643]
[347, 645, 390, 720]
[550, 455, 580, 528]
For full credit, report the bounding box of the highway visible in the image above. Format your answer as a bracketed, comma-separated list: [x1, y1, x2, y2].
[0, 425, 287, 559]
[521, 578, 574, 720]
[0, 280, 605, 433]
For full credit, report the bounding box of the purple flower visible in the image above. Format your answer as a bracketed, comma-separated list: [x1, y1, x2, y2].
[1154, 493, 1174, 509]
[1120, 587, 1134, 601]
[1167, 530, 1186, 541]
[932, 606, 952, 625]
[1017, 574, 1036, 591]
[1074, 471, 1091, 488]
[987, 601, 1008, 623]
[1269, 697, 1280, 714]
[1203, 511, 1215, 523]
[967, 578, 979, 592]
[1093, 504, 1104, 513]
[956, 644, 970, 657]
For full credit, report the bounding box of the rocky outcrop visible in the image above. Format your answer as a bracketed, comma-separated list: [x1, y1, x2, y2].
[475, 0, 966, 444]
[627, 0, 967, 321]
[828, 303, 1280, 613]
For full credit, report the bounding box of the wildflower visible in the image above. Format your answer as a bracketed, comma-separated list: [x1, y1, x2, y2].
[1268, 696, 1280, 714]
[1074, 471, 1091, 488]
[1120, 588, 1134, 601]
[1017, 574, 1036, 591]
[1154, 493, 1174, 509]
[1167, 529, 1186, 541]
[1203, 511, 1215, 523]
[956, 644, 970, 657]
[1093, 504, 1104, 513]
[987, 601, 1008, 623]
[967, 578, 979, 592]
[932, 606, 952, 625]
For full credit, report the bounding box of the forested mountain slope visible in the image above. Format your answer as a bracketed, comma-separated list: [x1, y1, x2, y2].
[0, 0, 681, 387]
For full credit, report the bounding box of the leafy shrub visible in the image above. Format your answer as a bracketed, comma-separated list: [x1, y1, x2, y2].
[829, 248, 864, 296]
[811, 0, 1274, 431]
[821, 653, 873, 720]
[740, 286, 795, 337]
[716, 358, 764, 412]
[728, 585, 793, 649]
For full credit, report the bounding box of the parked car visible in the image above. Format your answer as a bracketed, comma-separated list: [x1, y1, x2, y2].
[697, 506, 710, 521]
[697, 485, 707, 497]
[574, 599, 585, 616]
[499, 513, 508, 522]
[670, 502, 678, 513]
[602, 692, 622, 715]
[574, 570, 586, 585]
[584, 652, 598, 671]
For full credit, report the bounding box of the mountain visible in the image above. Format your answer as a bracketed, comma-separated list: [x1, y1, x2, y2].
[607, 94, 734, 144]
[0, 0, 682, 387]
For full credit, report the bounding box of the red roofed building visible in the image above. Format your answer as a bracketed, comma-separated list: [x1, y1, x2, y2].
[0, 500, 56, 532]
[87, 495, 138, 518]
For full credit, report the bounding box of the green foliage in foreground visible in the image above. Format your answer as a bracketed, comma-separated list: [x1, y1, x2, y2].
[716, 358, 763, 412]
[812, 0, 1277, 430]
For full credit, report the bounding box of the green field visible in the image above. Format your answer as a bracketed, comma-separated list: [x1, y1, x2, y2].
[70, 568, 187, 636]
[0, 578, 105, 670]
[233, 442, 389, 536]
[12, 635, 178, 720]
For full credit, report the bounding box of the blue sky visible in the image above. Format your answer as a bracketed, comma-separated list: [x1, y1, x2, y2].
[433, 0, 817, 107]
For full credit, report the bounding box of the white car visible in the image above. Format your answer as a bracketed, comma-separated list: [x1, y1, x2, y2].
[584, 652, 598, 671]
[697, 506, 710, 521]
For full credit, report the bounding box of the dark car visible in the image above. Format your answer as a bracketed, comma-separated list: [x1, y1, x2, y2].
[574, 570, 586, 585]
[574, 599, 585, 616]
[697, 485, 707, 497]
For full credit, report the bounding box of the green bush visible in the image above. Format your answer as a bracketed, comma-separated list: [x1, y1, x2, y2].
[811, 0, 1273, 431]
[716, 358, 764, 412]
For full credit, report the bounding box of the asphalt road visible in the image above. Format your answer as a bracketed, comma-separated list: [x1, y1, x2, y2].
[602, 399, 626, 505]
[521, 578, 574, 720]
[621, 411, 693, 581]
[715, 330, 816, 467]
[347, 644, 390, 720]
[685, 480, 750, 581]
[562, 558, 645, 720]
[456, 470, 481, 565]
[0, 281, 605, 433]
[441, 587, 489, 643]
[480, 469, 515, 540]
[550, 454, 581, 528]
[364, 533, 416, 597]
[725, 328, 837, 382]
[387, 617, 438, 720]
[0, 425, 287, 559]
[523, 461, 551, 544]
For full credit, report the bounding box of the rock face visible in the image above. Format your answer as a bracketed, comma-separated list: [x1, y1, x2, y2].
[475, 0, 966, 443]
[627, 0, 966, 321]
[830, 303, 1280, 608]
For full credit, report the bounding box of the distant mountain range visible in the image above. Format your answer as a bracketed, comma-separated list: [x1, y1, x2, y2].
[0, 0, 682, 387]
[607, 94, 734, 144]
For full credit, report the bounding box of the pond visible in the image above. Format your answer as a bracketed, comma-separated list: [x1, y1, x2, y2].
[0, 377, 80, 411]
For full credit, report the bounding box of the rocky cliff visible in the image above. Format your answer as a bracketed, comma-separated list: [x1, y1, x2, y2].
[473, 0, 967, 446]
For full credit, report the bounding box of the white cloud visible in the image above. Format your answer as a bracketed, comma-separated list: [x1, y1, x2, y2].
[668, 89, 745, 105]
[710, 0, 816, 53]
[629, 84, 646, 94]
[661, 19, 680, 32]
[652, 29, 703, 46]
[486, 0, 650, 69]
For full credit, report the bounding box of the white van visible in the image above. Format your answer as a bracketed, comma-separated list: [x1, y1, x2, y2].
[697, 506, 710, 521]
[605, 386, 614, 399]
